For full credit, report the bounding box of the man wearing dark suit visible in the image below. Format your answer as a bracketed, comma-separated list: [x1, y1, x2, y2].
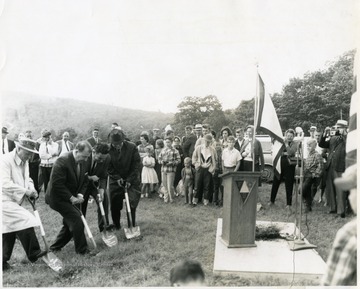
[234, 127, 247, 171]
[56, 131, 75, 156]
[87, 128, 101, 147]
[81, 142, 111, 234]
[45, 141, 92, 254]
[2, 127, 15, 154]
[319, 120, 347, 217]
[108, 129, 141, 230]
[24, 130, 41, 193]
[182, 125, 197, 158]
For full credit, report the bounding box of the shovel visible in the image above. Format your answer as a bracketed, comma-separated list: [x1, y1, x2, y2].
[74, 204, 97, 250]
[96, 192, 118, 247]
[27, 197, 64, 273]
[124, 186, 141, 239]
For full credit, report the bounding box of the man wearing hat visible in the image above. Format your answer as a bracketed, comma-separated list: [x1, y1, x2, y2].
[45, 141, 93, 255]
[2, 137, 47, 270]
[87, 128, 102, 147]
[2, 127, 15, 154]
[319, 120, 348, 217]
[39, 129, 59, 193]
[194, 124, 203, 140]
[108, 129, 141, 230]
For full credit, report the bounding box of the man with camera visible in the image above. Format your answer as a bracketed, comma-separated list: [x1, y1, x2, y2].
[319, 120, 347, 217]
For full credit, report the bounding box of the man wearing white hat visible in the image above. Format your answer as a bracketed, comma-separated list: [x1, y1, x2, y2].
[2, 137, 47, 270]
[319, 120, 348, 217]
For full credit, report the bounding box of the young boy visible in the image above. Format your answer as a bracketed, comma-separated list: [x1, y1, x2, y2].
[170, 260, 205, 287]
[181, 157, 195, 205]
[158, 137, 181, 203]
[221, 136, 241, 173]
[302, 138, 323, 212]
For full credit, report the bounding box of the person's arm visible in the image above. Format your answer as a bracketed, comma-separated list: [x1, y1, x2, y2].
[314, 153, 323, 177]
[258, 141, 265, 171]
[126, 145, 141, 186]
[173, 149, 181, 166]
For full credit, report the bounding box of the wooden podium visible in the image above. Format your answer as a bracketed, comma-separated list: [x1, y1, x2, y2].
[220, 171, 261, 248]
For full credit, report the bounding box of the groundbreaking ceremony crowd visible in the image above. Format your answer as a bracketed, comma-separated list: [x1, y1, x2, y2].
[1, 117, 356, 285]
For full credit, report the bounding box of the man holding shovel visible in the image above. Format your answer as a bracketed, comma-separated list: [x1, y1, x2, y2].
[82, 142, 112, 235]
[2, 137, 47, 270]
[108, 129, 141, 231]
[45, 141, 92, 255]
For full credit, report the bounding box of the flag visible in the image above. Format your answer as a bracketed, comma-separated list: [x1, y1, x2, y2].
[255, 73, 285, 178]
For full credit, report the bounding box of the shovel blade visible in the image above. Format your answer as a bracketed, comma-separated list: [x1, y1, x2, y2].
[124, 226, 141, 239]
[42, 252, 64, 273]
[101, 232, 118, 247]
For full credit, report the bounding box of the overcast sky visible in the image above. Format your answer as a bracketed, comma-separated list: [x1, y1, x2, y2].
[0, 0, 358, 113]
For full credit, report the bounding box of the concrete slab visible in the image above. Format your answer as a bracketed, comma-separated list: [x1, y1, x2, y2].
[213, 219, 327, 284]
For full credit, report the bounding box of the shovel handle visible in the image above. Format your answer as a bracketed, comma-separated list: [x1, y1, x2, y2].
[124, 191, 131, 213]
[97, 194, 106, 216]
[34, 210, 46, 237]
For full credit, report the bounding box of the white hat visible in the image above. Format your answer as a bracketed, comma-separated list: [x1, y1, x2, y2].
[336, 120, 348, 127]
[194, 124, 203, 130]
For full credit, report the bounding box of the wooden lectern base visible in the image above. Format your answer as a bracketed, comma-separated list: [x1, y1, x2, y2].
[220, 237, 257, 248]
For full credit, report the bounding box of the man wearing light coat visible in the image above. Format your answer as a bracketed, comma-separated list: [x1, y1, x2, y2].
[2, 137, 47, 270]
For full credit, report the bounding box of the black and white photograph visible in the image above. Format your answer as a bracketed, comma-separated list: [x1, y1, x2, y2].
[0, 0, 358, 287]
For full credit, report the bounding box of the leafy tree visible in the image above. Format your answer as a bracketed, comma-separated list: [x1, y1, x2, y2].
[173, 95, 225, 134]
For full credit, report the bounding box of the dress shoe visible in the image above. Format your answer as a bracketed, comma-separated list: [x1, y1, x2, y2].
[79, 249, 97, 256]
[106, 224, 116, 231]
[36, 250, 48, 259]
[329, 210, 336, 214]
[340, 213, 345, 218]
[3, 262, 11, 271]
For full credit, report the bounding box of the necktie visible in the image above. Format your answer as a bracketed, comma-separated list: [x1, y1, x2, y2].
[91, 160, 97, 174]
[65, 141, 69, 151]
[76, 163, 81, 181]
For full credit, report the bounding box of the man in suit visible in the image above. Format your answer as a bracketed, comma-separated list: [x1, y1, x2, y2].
[319, 120, 348, 217]
[108, 128, 141, 230]
[81, 142, 111, 235]
[24, 130, 41, 193]
[182, 125, 197, 159]
[234, 127, 247, 171]
[45, 141, 92, 254]
[87, 128, 101, 147]
[2, 127, 15, 154]
[57, 131, 75, 156]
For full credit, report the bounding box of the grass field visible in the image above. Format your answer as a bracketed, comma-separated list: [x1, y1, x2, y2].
[2, 183, 352, 287]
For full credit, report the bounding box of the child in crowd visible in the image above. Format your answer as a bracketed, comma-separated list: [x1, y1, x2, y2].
[141, 147, 159, 198]
[302, 138, 323, 212]
[170, 260, 205, 287]
[158, 137, 181, 203]
[154, 138, 164, 198]
[181, 157, 195, 205]
[221, 136, 241, 173]
[213, 140, 223, 206]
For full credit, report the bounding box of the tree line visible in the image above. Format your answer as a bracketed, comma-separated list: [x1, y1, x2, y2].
[173, 50, 355, 136]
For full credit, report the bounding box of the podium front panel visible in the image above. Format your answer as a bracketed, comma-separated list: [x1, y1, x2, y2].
[221, 172, 260, 248]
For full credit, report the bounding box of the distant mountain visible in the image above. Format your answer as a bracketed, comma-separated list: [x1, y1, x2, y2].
[1, 91, 174, 142]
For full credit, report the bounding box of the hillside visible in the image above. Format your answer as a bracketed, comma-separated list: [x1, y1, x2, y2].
[1, 91, 174, 142]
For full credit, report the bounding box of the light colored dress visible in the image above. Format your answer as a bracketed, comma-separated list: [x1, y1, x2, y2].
[141, 156, 159, 184]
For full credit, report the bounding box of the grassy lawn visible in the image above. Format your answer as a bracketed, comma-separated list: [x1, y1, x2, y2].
[2, 183, 352, 287]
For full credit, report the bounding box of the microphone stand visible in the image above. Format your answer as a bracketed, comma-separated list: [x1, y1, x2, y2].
[287, 137, 317, 251]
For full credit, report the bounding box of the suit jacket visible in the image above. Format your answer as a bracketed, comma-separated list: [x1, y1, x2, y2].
[242, 138, 265, 170]
[108, 141, 141, 187]
[45, 151, 88, 211]
[2, 138, 15, 154]
[319, 134, 346, 172]
[84, 154, 110, 198]
[56, 140, 75, 155]
[182, 133, 197, 158]
[234, 138, 247, 155]
[86, 137, 101, 147]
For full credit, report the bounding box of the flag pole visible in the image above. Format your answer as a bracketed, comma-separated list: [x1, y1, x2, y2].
[252, 64, 259, 172]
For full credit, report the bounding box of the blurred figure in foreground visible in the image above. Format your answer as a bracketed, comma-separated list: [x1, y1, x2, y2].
[170, 260, 205, 287]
